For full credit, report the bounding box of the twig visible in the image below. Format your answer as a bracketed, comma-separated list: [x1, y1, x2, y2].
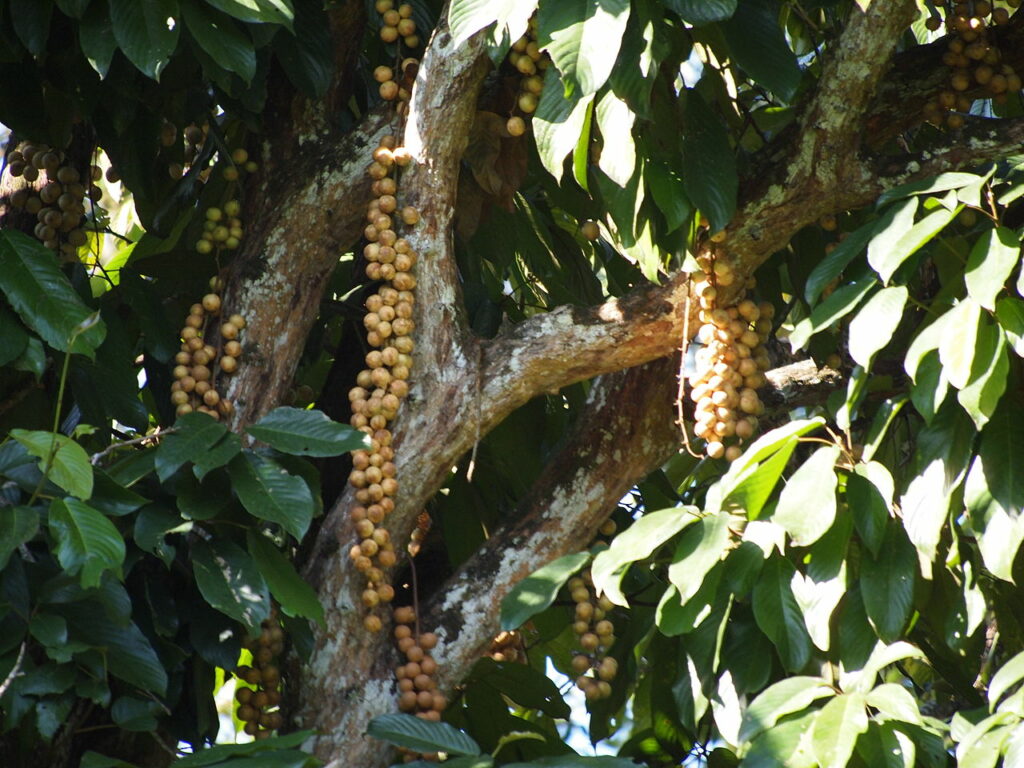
[0, 642, 26, 698]
[89, 428, 176, 466]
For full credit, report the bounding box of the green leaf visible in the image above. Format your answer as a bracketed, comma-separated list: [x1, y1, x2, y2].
[228, 452, 314, 540]
[11, 0, 53, 56]
[965, 227, 1020, 311]
[272, 0, 330, 97]
[154, 413, 229, 481]
[846, 469, 889, 557]
[939, 298, 983, 390]
[753, 555, 812, 671]
[988, 650, 1024, 710]
[975, 399, 1024, 519]
[905, 310, 952, 382]
[788, 278, 876, 352]
[64, 605, 167, 693]
[591, 506, 700, 605]
[0, 506, 39, 569]
[0, 231, 107, 358]
[957, 316, 1009, 429]
[246, 407, 369, 456]
[191, 538, 270, 631]
[667, 512, 732, 604]
[681, 90, 737, 234]
[181, 1, 256, 82]
[537, 0, 630, 99]
[79, 0, 118, 77]
[505, 759, 641, 768]
[204, 0, 293, 28]
[773, 445, 840, 547]
[645, 161, 690, 234]
[862, 395, 909, 463]
[48, 498, 126, 588]
[877, 172, 982, 206]
[868, 204, 955, 285]
[866, 683, 922, 725]
[55, 0, 90, 17]
[109, 0, 180, 80]
[901, 401, 975, 577]
[739, 676, 834, 743]
[861, 523, 915, 643]
[367, 713, 481, 756]
[468, 658, 571, 719]
[721, 0, 800, 101]
[448, 0, 536, 46]
[595, 91, 636, 187]
[965, 453, 1024, 585]
[848, 287, 907, 369]
[0, 304, 30, 366]
[10, 429, 93, 500]
[29, 612, 67, 647]
[533, 70, 594, 183]
[246, 531, 324, 626]
[805, 217, 878, 305]
[171, 732, 315, 766]
[841, 640, 926, 694]
[995, 296, 1024, 357]
[500, 551, 590, 630]
[812, 692, 869, 768]
[664, 0, 736, 24]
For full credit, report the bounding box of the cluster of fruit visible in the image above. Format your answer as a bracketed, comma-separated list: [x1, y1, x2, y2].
[688, 260, 773, 462]
[234, 611, 286, 740]
[568, 570, 619, 702]
[924, 1, 1022, 128]
[195, 199, 246, 255]
[170, 278, 244, 420]
[5, 142, 103, 259]
[505, 18, 550, 137]
[393, 606, 447, 721]
[487, 630, 524, 663]
[374, 59, 419, 110]
[375, 0, 420, 49]
[347, 131, 420, 633]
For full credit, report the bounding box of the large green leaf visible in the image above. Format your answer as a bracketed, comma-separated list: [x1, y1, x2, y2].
[860, 523, 915, 643]
[848, 287, 907, 370]
[11, 0, 54, 56]
[645, 161, 690, 234]
[743, 708, 819, 768]
[667, 512, 732, 604]
[865, 198, 917, 285]
[505, 759, 641, 768]
[753, 555, 812, 671]
[866, 683, 922, 725]
[975, 399, 1024, 518]
[938, 297, 983, 390]
[10, 429, 93, 500]
[500, 551, 590, 630]
[811, 692, 869, 768]
[79, 0, 119, 78]
[63, 607, 168, 694]
[0, 231, 107, 358]
[368, 713, 481, 756]
[988, 651, 1024, 710]
[246, 531, 324, 626]
[965, 227, 1019, 311]
[773, 445, 840, 547]
[228, 452, 314, 540]
[537, 0, 630, 99]
[591, 506, 700, 605]
[721, 0, 800, 101]
[170, 731, 317, 766]
[739, 676, 833, 743]
[204, 0, 293, 28]
[191, 538, 270, 631]
[846, 467, 890, 557]
[534, 67, 595, 183]
[181, 1, 256, 83]
[595, 91, 636, 187]
[868, 204, 955, 285]
[154, 413, 230, 481]
[49, 499, 126, 589]
[957, 316, 1009, 429]
[996, 296, 1024, 357]
[0, 304, 29, 367]
[876, 172, 982, 206]
[109, 0, 180, 80]
[788, 278, 876, 352]
[246, 406, 369, 456]
[0, 507, 39, 569]
[793, 515, 850, 651]
[681, 90, 737, 234]
[805, 216, 878, 304]
[663, 0, 736, 24]
[467, 658, 571, 719]
[448, 0, 536, 46]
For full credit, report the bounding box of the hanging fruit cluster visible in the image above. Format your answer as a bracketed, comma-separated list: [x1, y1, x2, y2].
[375, 0, 420, 50]
[195, 198, 246, 255]
[504, 17, 550, 137]
[170, 277, 244, 420]
[234, 610, 286, 740]
[567, 570, 618, 702]
[688, 258, 773, 462]
[5, 141, 102, 260]
[487, 630, 525, 663]
[347, 130, 421, 631]
[393, 606, 447, 721]
[924, 1, 1022, 129]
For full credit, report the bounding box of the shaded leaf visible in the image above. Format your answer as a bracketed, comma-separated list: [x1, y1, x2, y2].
[500, 551, 590, 630]
[228, 452, 314, 540]
[205, 0, 293, 28]
[0, 506, 39, 569]
[721, 0, 800, 101]
[965, 227, 1019, 311]
[861, 523, 915, 643]
[681, 90, 737, 234]
[246, 406, 369, 457]
[664, 0, 736, 24]
[368, 713, 481, 756]
[753, 555, 812, 671]
[789, 278, 876, 352]
[191, 538, 270, 631]
[181, 1, 256, 83]
[109, 0, 180, 80]
[246, 530, 324, 626]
